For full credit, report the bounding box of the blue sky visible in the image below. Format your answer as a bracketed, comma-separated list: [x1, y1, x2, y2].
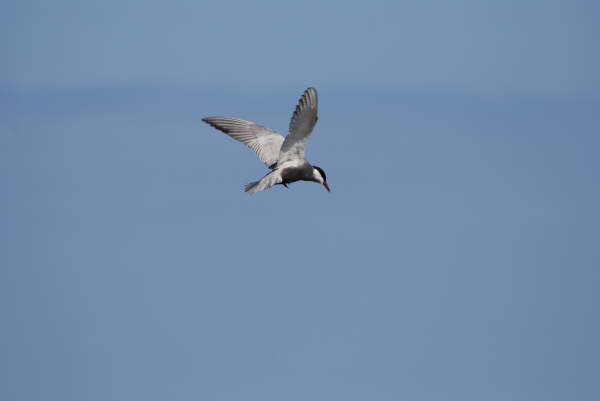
[1, 1, 599, 401]
[2, 0, 599, 96]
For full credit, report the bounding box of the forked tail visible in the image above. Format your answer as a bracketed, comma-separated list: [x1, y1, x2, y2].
[244, 181, 260, 193]
[243, 171, 282, 194]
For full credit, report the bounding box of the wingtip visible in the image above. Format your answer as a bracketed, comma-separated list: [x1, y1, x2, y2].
[202, 117, 223, 129]
[303, 87, 318, 104]
[304, 87, 317, 97]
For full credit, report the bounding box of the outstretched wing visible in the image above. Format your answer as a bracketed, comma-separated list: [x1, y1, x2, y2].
[278, 87, 318, 163]
[202, 117, 285, 168]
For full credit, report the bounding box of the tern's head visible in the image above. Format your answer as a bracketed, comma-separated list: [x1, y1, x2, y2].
[312, 166, 330, 192]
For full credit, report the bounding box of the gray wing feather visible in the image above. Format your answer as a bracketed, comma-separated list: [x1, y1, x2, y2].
[202, 117, 285, 167]
[278, 87, 318, 163]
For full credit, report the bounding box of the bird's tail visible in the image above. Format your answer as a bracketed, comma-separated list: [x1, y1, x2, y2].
[244, 181, 260, 193]
[244, 171, 282, 194]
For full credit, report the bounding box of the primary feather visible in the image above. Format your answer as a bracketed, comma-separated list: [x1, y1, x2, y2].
[278, 87, 318, 163]
[201, 117, 284, 168]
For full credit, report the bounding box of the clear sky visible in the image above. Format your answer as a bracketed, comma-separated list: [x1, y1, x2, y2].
[1, 1, 599, 401]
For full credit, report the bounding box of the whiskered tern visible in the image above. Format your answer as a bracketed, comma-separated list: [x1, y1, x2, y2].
[202, 87, 330, 194]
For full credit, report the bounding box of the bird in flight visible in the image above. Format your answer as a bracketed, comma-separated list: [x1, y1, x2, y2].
[202, 87, 330, 194]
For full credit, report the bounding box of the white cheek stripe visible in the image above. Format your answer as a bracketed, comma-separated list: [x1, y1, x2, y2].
[313, 169, 323, 183]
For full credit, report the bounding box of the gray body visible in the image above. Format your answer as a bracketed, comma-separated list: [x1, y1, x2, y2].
[280, 161, 315, 185]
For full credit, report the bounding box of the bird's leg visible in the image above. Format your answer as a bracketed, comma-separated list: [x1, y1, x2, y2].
[283, 183, 289, 189]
